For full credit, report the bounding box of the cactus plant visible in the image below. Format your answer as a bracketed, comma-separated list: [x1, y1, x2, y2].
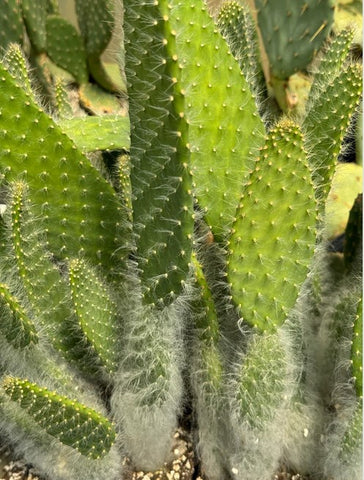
[0, 1, 362, 480]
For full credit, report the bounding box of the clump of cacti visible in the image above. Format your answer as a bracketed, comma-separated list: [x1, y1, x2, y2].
[0, 1, 362, 480]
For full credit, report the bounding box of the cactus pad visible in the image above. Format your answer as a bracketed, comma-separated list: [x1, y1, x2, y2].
[304, 63, 362, 206]
[124, 0, 193, 306]
[21, 0, 47, 53]
[46, 15, 88, 85]
[255, 0, 335, 80]
[2, 377, 116, 459]
[168, 0, 264, 238]
[227, 121, 317, 332]
[68, 258, 120, 374]
[0, 62, 126, 272]
[0, 283, 38, 349]
[59, 115, 130, 153]
[0, 0, 24, 50]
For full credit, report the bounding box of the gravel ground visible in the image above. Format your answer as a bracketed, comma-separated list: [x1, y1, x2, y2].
[0, 428, 312, 480]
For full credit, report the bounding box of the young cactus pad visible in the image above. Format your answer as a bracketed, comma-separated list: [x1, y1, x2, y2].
[227, 120, 317, 332]
[2, 377, 116, 459]
[0, 283, 38, 349]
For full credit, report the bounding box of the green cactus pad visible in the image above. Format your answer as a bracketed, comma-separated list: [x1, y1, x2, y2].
[54, 78, 73, 120]
[0, 282, 38, 349]
[303, 63, 362, 207]
[236, 332, 288, 427]
[0, 62, 126, 272]
[309, 29, 355, 102]
[59, 115, 130, 153]
[46, 16, 88, 85]
[2, 43, 33, 98]
[227, 121, 317, 332]
[2, 377, 116, 459]
[124, 0, 193, 306]
[168, 0, 264, 238]
[75, 0, 114, 57]
[217, 1, 267, 105]
[0, 0, 24, 50]
[352, 297, 362, 398]
[21, 0, 47, 53]
[68, 258, 120, 373]
[255, 0, 335, 80]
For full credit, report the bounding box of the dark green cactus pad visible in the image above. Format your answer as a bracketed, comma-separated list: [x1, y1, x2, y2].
[2, 43, 33, 98]
[0, 62, 127, 272]
[2, 377, 116, 459]
[59, 115, 130, 153]
[168, 0, 264, 238]
[309, 29, 354, 102]
[227, 121, 317, 332]
[0, 282, 38, 349]
[0, 0, 24, 50]
[124, 0, 193, 306]
[68, 258, 120, 374]
[75, 0, 114, 56]
[255, 0, 335, 80]
[21, 0, 47, 53]
[46, 15, 88, 85]
[303, 63, 362, 207]
[351, 297, 362, 398]
[236, 332, 288, 427]
[217, 1, 267, 106]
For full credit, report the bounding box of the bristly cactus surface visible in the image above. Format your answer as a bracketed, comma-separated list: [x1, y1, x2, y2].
[0, 1, 362, 480]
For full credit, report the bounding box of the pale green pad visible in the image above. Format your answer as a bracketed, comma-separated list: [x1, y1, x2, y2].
[303, 63, 362, 207]
[124, 0, 193, 306]
[0, 62, 126, 272]
[255, 0, 334, 79]
[2, 377, 116, 459]
[227, 121, 317, 332]
[0, 282, 38, 349]
[169, 0, 264, 239]
[68, 259, 120, 374]
[46, 15, 88, 85]
[59, 116, 130, 153]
